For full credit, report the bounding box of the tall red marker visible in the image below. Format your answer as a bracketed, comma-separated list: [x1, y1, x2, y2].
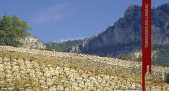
[142, 0, 151, 90]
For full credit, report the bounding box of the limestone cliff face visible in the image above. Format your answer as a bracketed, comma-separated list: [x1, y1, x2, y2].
[74, 3, 169, 56]
[20, 35, 46, 49]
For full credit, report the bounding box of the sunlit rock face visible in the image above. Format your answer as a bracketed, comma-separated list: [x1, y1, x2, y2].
[73, 3, 169, 57]
[20, 35, 46, 49]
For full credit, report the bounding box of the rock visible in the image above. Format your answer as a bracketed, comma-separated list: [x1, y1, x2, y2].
[79, 83, 85, 88]
[0, 45, 169, 90]
[72, 86, 81, 90]
[71, 46, 81, 53]
[72, 3, 169, 57]
[65, 87, 69, 91]
[20, 35, 46, 49]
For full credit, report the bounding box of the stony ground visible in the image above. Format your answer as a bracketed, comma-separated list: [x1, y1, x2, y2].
[0, 46, 169, 91]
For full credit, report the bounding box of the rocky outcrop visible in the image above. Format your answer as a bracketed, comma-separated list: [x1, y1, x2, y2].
[20, 35, 46, 49]
[73, 3, 169, 57]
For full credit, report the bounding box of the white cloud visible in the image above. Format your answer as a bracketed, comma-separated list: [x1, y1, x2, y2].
[30, 3, 74, 25]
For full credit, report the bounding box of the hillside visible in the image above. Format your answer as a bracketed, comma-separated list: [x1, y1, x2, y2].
[46, 40, 83, 52]
[75, 3, 169, 55]
[70, 3, 169, 67]
[0, 46, 169, 90]
[20, 35, 46, 49]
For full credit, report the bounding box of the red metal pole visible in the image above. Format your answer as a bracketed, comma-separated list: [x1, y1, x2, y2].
[142, 0, 151, 91]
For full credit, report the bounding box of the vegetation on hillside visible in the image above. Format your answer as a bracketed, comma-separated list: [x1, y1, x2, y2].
[46, 40, 83, 52]
[117, 44, 169, 67]
[152, 45, 169, 67]
[0, 14, 31, 47]
[0, 46, 168, 90]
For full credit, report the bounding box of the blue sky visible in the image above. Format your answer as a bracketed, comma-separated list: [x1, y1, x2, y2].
[0, 0, 168, 43]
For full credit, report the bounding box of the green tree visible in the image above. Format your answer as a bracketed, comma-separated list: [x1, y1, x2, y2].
[0, 14, 32, 47]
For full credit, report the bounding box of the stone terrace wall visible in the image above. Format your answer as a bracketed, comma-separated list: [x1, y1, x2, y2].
[0, 45, 169, 83]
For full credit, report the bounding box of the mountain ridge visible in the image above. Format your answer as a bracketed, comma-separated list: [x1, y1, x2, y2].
[72, 3, 169, 57]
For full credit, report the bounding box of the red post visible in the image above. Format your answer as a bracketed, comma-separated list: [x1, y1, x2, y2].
[142, 0, 151, 91]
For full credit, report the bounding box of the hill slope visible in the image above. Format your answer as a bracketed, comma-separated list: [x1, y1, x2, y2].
[46, 40, 83, 52]
[0, 46, 169, 90]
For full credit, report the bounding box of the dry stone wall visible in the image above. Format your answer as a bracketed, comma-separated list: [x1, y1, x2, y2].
[0, 45, 169, 90]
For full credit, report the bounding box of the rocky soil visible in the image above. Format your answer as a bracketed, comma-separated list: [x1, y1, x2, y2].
[0, 46, 169, 91]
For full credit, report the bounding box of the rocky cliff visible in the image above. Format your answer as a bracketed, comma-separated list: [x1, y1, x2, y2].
[73, 3, 169, 57]
[20, 35, 46, 49]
